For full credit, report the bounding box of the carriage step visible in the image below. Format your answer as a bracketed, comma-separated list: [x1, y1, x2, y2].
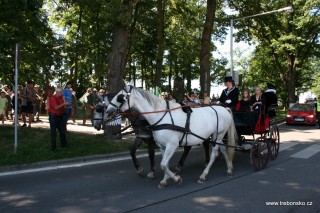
[237, 144, 252, 151]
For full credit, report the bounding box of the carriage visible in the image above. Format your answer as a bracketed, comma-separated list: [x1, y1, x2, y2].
[105, 86, 280, 188]
[232, 105, 280, 171]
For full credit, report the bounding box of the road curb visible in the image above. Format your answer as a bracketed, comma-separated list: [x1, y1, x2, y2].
[0, 151, 135, 174]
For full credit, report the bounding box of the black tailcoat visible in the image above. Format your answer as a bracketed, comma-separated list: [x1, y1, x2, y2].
[219, 87, 239, 109]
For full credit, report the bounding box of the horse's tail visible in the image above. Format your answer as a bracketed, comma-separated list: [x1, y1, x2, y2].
[226, 107, 238, 163]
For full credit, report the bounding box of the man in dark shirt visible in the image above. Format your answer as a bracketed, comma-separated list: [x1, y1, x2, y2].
[83, 88, 97, 125]
[219, 75, 239, 110]
[262, 83, 278, 117]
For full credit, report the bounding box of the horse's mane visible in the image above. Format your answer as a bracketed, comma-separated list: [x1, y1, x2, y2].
[132, 87, 180, 110]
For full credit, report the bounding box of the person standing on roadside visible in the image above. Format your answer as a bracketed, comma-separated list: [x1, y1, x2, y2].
[48, 87, 71, 152]
[21, 80, 37, 127]
[203, 92, 211, 105]
[33, 84, 43, 122]
[316, 96, 320, 129]
[0, 91, 8, 125]
[83, 88, 96, 125]
[62, 82, 73, 125]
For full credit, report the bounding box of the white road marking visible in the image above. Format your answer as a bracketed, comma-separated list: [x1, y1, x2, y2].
[279, 142, 299, 152]
[290, 144, 320, 159]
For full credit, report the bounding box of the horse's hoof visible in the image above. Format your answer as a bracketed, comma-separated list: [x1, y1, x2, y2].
[146, 171, 155, 179]
[136, 167, 144, 176]
[227, 172, 233, 177]
[197, 178, 205, 184]
[176, 176, 183, 185]
[158, 182, 168, 189]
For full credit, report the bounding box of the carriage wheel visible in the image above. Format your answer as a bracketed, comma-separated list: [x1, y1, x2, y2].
[269, 125, 280, 160]
[250, 137, 270, 171]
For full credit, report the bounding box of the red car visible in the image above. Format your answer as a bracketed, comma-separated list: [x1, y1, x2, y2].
[286, 103, 317, 125]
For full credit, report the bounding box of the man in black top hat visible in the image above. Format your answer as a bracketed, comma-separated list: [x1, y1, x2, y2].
[219, 75, 239, 110]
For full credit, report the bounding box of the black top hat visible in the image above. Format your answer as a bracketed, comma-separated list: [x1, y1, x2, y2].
[224, 76, 233, 83]
[267, 83, 276, 89]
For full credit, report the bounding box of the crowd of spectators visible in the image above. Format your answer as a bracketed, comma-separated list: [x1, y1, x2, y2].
[0, 81, 109, 127]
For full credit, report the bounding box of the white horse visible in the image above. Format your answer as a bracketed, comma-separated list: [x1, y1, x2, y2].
[106, 86, 238, 188]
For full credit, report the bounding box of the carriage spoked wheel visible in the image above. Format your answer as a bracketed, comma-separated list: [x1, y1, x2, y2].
[268, 125, 280, 160]
[250, 137, 270, 171]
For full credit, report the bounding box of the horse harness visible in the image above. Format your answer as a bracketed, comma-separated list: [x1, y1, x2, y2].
[110, 86, 221, 147]
[148, 102, 220, 147]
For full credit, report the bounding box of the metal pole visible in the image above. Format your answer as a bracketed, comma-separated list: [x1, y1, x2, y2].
[14, 43, 20, 154]
[230, 19, 234, 80]
[233, 6, 293, 21]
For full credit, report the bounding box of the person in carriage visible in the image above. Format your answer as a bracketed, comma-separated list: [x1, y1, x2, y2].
[219, 75, 239, 110]
[246, 86, 263, 132]
[262, 83, 278, 118]
[235, 89, 251, 112]
[248, 84, 278, 133]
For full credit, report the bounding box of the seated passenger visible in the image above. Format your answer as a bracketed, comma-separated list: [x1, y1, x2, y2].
[262, 83, 278, 117]
[235, 89, 251, 112]
[247, 86, 263, 131]
[250, 86, 263, 112]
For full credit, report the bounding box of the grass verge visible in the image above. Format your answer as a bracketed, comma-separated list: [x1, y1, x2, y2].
[0, 126, 133, 167]
[274, 109, 286, 123]
[0, 109, 286, 168]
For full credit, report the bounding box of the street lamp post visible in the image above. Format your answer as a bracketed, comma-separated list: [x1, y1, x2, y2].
[230, 6, 293, 85]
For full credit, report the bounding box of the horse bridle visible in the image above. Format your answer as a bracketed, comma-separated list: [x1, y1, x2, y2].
[109, 85, 133, 113]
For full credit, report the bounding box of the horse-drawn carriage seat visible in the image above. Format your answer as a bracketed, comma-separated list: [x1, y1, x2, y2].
[233, 111, 254, 135]
[233, 103, 278, 135]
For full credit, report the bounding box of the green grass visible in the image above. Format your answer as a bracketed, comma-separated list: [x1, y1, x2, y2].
[0, 126, 133, 167]
[274, 108, 286, 123]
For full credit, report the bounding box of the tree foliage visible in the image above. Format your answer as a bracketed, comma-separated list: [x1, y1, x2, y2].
[1, 0, 318, 104]
[229, 0, 320, 105]
[0, 0, 58, 88]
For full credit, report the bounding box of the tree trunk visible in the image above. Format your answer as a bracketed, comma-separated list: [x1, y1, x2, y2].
[105, 0, 138, 139]
[73, 5, 82, 91]
[287, 53, 296, 104]
[107, 24, 128, 93]
[285, 3, 296, 105]
[168, 57, 172, 91]
[199, 0, 217, 96]
[106, 0, 138, 93]
[173, 76, 184, 103]
[155, 0, 165, 88]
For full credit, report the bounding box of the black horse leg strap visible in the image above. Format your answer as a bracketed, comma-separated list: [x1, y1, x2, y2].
[179, 112, 191, 146]
[166, 101, 175, 126]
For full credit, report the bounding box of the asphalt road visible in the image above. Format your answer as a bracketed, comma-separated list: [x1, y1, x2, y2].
[0, 123, 319, 213]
